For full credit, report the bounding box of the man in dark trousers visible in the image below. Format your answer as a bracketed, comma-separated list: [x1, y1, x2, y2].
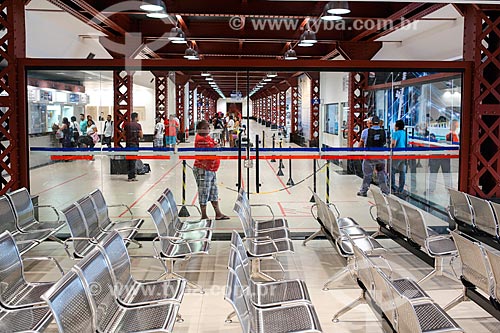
[124, 112, 143, 182]
[357, 115, 390, 197]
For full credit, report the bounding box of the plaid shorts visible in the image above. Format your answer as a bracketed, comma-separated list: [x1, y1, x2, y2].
[193, 167, 218, 205]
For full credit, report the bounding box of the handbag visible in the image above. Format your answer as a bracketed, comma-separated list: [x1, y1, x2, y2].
[55, 129, 64, 140]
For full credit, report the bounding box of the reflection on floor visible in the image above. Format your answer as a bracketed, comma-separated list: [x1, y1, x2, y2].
[23, 120, 477, 332]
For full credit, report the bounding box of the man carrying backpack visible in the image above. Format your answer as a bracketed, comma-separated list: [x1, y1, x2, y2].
[357, 115, 390, 197]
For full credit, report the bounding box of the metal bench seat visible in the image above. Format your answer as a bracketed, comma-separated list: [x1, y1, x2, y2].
[160, 190, 214, 231]
[0, 231, 64, 310]
[484, 246, 500, 306]
[149, 203, 209, 293]
[75, 250, 181, 333]
[467, 194, 499, 239]
[230, 231, 310, 308]
[225, 269, 322, 333]
[0, 304, 53, 332]
[98, 231, 186, 306]
[89, 189, 144, 231]
[370, 189, 391, 237]
[6, 188, 65, 234]
[237, 188, 289, 230]
[385, 195, 410, 238]
[447, 189, 474, 229]
[244, 237, 294, 257]
[402, 301, 463, 333]
[234, 200, 290, 241]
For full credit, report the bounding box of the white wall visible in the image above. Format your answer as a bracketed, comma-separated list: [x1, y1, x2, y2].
[216, 98, 252, 118]
[320, 72, 349, 147]
[26, 0, 111, 59]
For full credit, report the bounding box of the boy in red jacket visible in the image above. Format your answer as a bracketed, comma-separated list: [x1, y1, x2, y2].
[193, 120, 230, 220]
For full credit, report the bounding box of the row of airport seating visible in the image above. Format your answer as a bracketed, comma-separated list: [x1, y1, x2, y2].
[307, 190, 464, 332]
[0, 187, 65, 254]
[370, 189, 458, 284]
[228, 188, 323, 332]
[448, 188, 500, 247]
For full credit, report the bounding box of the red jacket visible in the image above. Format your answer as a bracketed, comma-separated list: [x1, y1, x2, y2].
[194, 134, 220, 171]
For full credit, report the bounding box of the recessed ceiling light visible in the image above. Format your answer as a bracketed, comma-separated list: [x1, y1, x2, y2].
[326, 1, 351, 15]
[201, 72, 211, 77]
[140, 0, 165, 12]
[146, 10, 168, 19]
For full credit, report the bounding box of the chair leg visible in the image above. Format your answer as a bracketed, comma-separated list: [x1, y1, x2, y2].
[371, 230, 384, 239]
[251, 258, 277, 281]
[444, 290, 468, 311]
[303, 229, 324, 246]
[225, 310, 236, 323]
[48, 235, 65, 245]
[176, 313, 184, 323]
[332, 292, 366, 323]
[161, 259, 205, 294]
[418, 269, 438, 285]
[126, 238, 143, 248]
[323, 266, 351, 291]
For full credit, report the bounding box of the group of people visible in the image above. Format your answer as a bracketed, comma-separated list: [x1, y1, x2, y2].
[210, 114, 241, 147]
[153, 114, 180, 148]
[57, 113, 114, 149]
[357, 116, 460, 197]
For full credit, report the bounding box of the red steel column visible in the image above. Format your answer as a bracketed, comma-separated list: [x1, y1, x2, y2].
[279, 90, 287, 127]
[348, 72, 369, 147]
[1, 0, 27, 192]
[113, 71, 134, 148]
[154, 73, 168, 120]
[289, 78, 299, 136]
[188, 85, 195, 130]
[463, 5, 500, 197]
[175, 75, 189, 137]
[271, 91, 278, 125]
[309, 72, 320, 147]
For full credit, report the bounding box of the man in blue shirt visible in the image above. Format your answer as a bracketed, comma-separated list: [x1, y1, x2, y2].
[391, 120, 407, 194]
[357, 116, 390, 197]
[79, 113, 87, 135]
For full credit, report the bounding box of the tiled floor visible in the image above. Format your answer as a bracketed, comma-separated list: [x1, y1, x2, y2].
[21, 120, 494, 332]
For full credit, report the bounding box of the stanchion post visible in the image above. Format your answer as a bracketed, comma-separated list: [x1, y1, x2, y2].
[278, 139, 285, 169]
[271, 134, 276, 162]
[178, 160, 190, 217]
[237, 131, 242, 191]
[310, 159, 317, 202]
[256, 134, 261, 193]
[262, 130, 265, 148]
[326, 160, 330, 204]
[286, 146, 294, 186]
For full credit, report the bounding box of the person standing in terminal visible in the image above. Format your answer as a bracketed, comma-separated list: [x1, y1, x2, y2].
[153, 117, 165, 148]
[124, 112, 143, 182]
[357, 115, 390, 197]
[79, 113, 87, 136]
[391, 120, 407, 194]
[165, 114, 178, 148]
[102, 115, 113, 148]
[193, 120, 229, 220]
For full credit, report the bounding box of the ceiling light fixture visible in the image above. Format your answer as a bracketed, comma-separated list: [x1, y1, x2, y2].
[284, 48, 297, 60]
[201, 72, 211, 77]
[168, 27, 186, 43]
[300, 30, 317, 44]
[326, 1, 351, 15]
[140, 0, 165, 12]
[267, 72, 278, 77]
[146, 9, 168, 19]
[184, 46, 198, 60]
[264, 77, 272, 82]
[298, 36, 314, 47]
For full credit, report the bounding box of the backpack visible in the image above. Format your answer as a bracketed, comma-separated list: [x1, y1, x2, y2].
[366, 128, 386, 148]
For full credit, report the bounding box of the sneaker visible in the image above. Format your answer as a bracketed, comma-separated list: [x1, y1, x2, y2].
[128, 178, 138, 182]
[357, 191, 367, 197]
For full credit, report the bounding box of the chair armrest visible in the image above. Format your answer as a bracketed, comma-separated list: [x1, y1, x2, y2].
[244, 236, 280, 253]
[425, 235, 458, 256]
[33, 205, 61, 223]
[1, 300, 48, 310]
[105, 226, 139, 233]
[152, 236, 194, 251]
[310, 204, 319, 220]
[369, 205, 377, 221]
[327, 203, 341, 218]
[250, 204, 275, 220]
[108, 204, 134, 219]
[177, 204, 202, 215]
[22, 256, 65, 277]
[63, 237, 97, 259]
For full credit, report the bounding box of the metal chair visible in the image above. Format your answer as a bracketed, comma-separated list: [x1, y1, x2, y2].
[447, 189, 474, 229]
[303, 188, 342, 245]
[488, 201, 500, 241]
[225, 269, 322, 333]
[233, 199, 290, 241]
[0, 196, 42, 255]
[41, 269, 95, 333]
[402, 204, 458, 284]
[74, 250, 181, 333]
[385, 195, 410, 238]
[88, 188, 144, 233]
[162, 188, 211, 227]
[77, 196, 141, 248]
[6, 188, 65, 235]
[444, 231, 493, 311]
[467, 194, 499, 239]
[370, 189, 392, 238]
[0, 302, 53, 332]
[148, 203, 209, 293]
[484, 246, 500, 306]
[158, 192, 213, 232]
[62, 203, 99, 259]
[97, 231, 186, 307]
[0, 231, 64, 310]
[237, 188, 289, 230]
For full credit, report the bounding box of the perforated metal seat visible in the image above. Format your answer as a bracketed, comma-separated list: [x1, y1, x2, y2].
[6, 187, 65, 234]
[0, 231, 64, 309]
[0, 304, 53, 333]
[229, 231, 310, 309]
[74, 250, 181, 333]
[467, 194, 499, 239]
[237, 188, 289, 230]
[62, 203, 98, 258]
[98, 231, 186, 306]
[447, 189, 474, 228]
[225, 269, 322, 333]
[385, 195, 409, 238]
[148, 203, 209, 293]
[445, 231, 493, 311]
[484, 246, 500, 304]
[162, 188, 214, 231]
[234, 201, 290, 241]
[88, 188, 144, 233]
[370, 189, 391, 232]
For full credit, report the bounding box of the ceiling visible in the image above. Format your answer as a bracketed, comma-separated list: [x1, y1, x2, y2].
[34, 1, 476, 96]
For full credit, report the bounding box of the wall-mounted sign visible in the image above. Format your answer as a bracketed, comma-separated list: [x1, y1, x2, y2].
[39, 90, 52, 102]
